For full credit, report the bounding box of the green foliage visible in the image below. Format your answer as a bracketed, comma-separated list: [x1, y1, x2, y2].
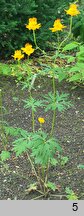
[13, 137, 30, 156]
[0, 0, 37, 59]
[0, 150, 10, 161]
[55, 43, 84, 85]
[67, 45, 84, 84]
[73, 2, 84, 42]
[44, 91, 72, 112]
[4, 125, 29, 137]
[77, 164, 84, 169]
[46, 181, 56, 192]
[60, 156, 69, 166]
[76, 45, 84, 62]
[23, 97, 44, 112]
[13, 130, 62, 166]
[0, 63, 12, 76]
[35, 0, 73, 50]
[65, 187, 78, 200]
[0, 0, 75, 59]
[62, 41, 79, 52]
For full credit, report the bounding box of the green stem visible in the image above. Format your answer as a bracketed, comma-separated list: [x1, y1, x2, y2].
[54, 16, 73, 63]
[42, 166, 45, 181]
[45, 162, 49, 184]
[69, 16, 73, 35]
[33, 30, 38, 49]
[29, 91, 35, 132]
[57, 32, 60, 51]
[26, 152, 43, 191]
[59, 16, 73, 50]
[32, 109, 35, 132]
[50, 109, 56, 137]
[33, 30, 46, 56]
[50, 73, 56, 136]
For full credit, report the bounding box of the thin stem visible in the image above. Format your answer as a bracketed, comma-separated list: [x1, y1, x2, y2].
[57, 32, 60, 51]
[26, 152, 43, 191]
[42, 166, 45, 181]
[29, 91, 35, 132]
[31, 109, 35, 132]
[50, 73, 56, 137]
[50, 194, 67, 199]
[33, 30, 47, 56]
[45, 162, 49, 184]
[50, 109, 56, 137]
[32, 194, 44, 200]
[59, 16, 73, 50]
[69, 16, 73, 35]
[33, 30, 38, 49]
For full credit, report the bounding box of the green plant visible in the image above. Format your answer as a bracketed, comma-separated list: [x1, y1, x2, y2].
[77, 164, 84, 169]
[65, 187, 78, 200]
[0, 2, 81, 199]
[62, 43, 84, 84]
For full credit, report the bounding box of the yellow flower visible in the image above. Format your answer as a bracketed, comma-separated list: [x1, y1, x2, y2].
[12, 50, 24, 60]
[38, 117, 45, 124]
[49, 19, 66, 32]
[26, 17, 41, 30]
[65, 3, 80, 16]
[21, 43, 35, 56]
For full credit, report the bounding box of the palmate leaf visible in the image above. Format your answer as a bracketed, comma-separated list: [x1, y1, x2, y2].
[56, 92, 72, 112]
[31, 131, 62, 166]
[44, 91, 72, 112]
[13, 137, 32, 156]
[65, 187, 78, 200]
[46, 181, 56, 191]
[23, 97, 44, 112]
[4, 126, 29, 138]
[50, 158, 58, 166]
[60, 156, 69, 166]
[43, 92, 56, 111]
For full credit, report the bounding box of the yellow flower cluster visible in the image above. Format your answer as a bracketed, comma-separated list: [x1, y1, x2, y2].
[12, 50, 24, 61]
[26, 17, 41, 31]
[65, 3, 80, 16]
[49, 19, 66, 32]
[21, 43, 35, 56]
[38, 117, 45, 124]
[12, 3, 80, 60]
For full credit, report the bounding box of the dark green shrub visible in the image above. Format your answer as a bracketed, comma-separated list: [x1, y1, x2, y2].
[0, 0, 37, 59]
[72, 2, 84, 42]
[35, 0, 73, 50]
[0, 0, 82, 59]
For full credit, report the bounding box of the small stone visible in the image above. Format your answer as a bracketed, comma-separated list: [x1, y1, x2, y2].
[38, 85, 41, 88]
[16, 166, 19, 168]
[75, 111, 79, 114]
[13, 171, 16, 173]
[3, 179, 7, 182]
